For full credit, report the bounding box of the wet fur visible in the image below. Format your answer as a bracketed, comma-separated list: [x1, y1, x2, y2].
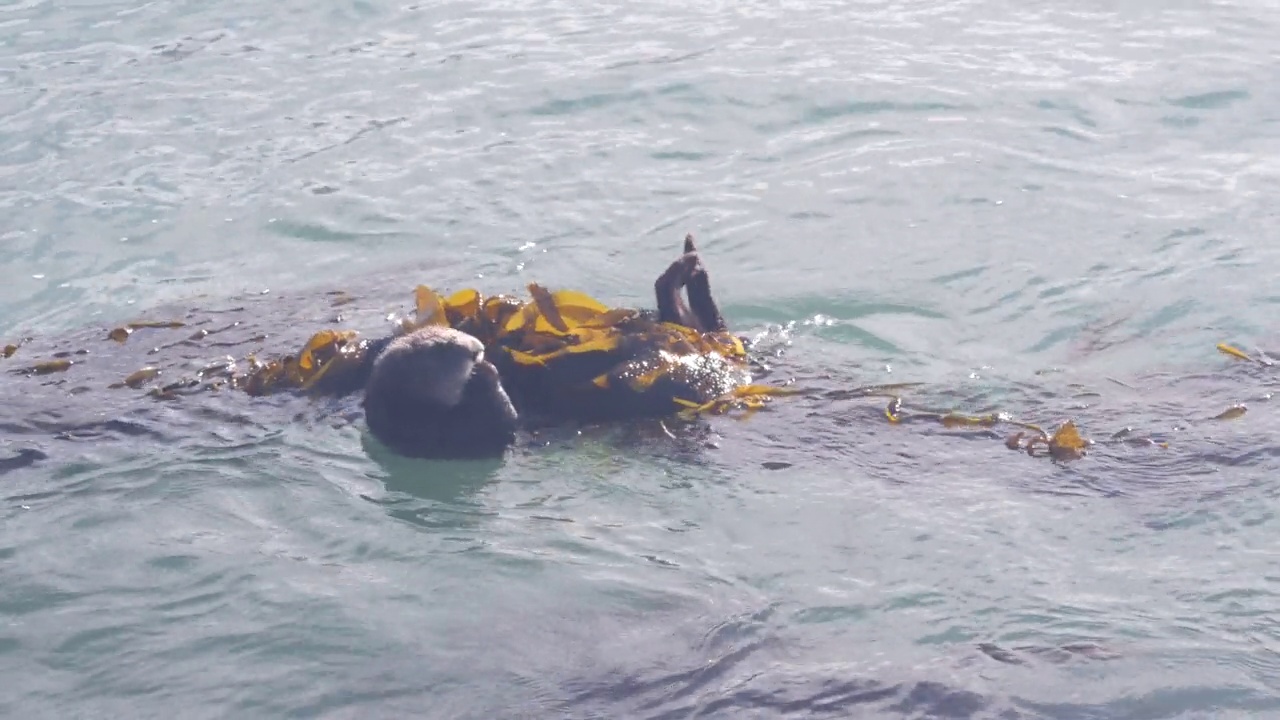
[362, 326, 518, 460]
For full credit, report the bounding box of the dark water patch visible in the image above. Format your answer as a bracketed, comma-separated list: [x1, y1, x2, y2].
[1160, 115, 1201, 129]
[651, 150, 714, 161]
[528, 90, 648, 117]
[1165, 90, 1250, 110]
[1022, 685, 1280, 719]
[932, 264, 989, 286]
[1042, 125, 1095, 142]
[762, 99, 971, 133]
[0, 585, 85, 617]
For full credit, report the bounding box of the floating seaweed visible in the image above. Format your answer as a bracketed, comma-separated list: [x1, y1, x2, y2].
[108, 367, 162, 390]
[1006, 420, 1090, 461]
[11, 358, 76, 376]
[868, 384, 1175, 462]
[107, 320, 187, 344]
[236, 328, 367, 397]
[1211, 404, 1247, 421]
[404, 282, 797, 416]
[1217, 342, 1274, 367]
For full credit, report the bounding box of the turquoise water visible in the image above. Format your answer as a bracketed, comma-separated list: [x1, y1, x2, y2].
[4, 0, 1280, 716]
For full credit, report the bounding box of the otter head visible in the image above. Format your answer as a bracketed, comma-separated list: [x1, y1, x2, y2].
[362, 326, 518, 460]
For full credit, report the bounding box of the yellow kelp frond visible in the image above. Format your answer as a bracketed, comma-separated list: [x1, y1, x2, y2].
[412, 285, 450, 329]
[675, 383, 802, 420]
[703, 332, 748, 360]
[297, 329, 359, 371]
[1218, 342, 1252, 362]
[1046, 420, 1088, 460]
[1001, 420, 1086, 460]
[488, 283, 751, 381]
[444, 289, 481, 325]
[482, 294, 523, 329]
[402, 282, 747, 378]
[1217, 342, 1273, 366]
[499, 283, 614, 338]
[579, 307, 644, 330]
[505, 327, 624, 367]
[405, 286, 520, 344]
[239, 328, 368, 396]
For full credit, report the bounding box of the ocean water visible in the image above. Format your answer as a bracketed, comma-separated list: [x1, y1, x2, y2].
[3, 0, 1280, 717]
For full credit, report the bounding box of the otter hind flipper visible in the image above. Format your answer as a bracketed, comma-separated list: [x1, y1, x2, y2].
[682, 235, 727, 333]
[655, 233, 727, 333]
[655, 252, 700, 329]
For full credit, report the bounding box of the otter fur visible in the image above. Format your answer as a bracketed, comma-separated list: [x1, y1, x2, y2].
[362, 326, 518, 460]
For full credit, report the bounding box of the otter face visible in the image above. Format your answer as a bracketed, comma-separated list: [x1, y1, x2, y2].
[363, 326, 519, 460]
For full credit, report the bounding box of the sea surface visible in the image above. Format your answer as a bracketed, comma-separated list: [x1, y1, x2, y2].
[3, 0, 1280, 717]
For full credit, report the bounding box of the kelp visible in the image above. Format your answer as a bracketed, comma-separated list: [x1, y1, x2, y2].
[237, 329, 367, 396]
[109, 367, 162, 390]
[107, 320, 187, 344]
[215, 281, 774, 409]
[14, 358, 76, 376]
[1211, 342, 1272, 420]
[404, 282, 791, 413]
[1005, 420, 1090, 461]
[1211, 404, 1247, 421]
[1217, 342, 1274, 367]
[674, 383, 806, 420]
[868, 387, 1175, 462]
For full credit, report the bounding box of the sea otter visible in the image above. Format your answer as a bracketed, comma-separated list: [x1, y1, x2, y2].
[359, 234, 760, 459]
[0, 233, 773, 469]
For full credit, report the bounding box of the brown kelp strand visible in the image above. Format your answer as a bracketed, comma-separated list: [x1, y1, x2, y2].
[108, 367, 162, 390]
[107, 320, 187, 343]
[7, 358, 77, 376]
